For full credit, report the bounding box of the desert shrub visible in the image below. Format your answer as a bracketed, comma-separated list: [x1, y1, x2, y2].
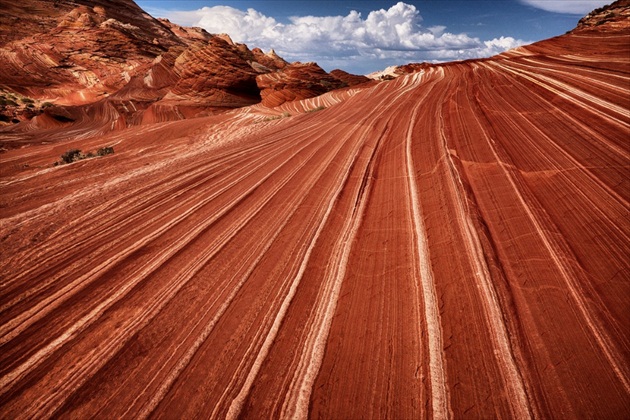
[42, 102, 54, 108]
[20, 97, 34, 104]
[263, 112, 291, 122]
[60, 149, 83, 164]
[97, 146, 114, 156]
[306, 105, 326, 113]
[0, 98, 18, 107]
[56, 146, 114, 166]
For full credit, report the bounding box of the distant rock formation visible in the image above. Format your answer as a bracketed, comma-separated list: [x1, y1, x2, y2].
[367, 63, 434, 80]
[329, 69, 371, 87]
[0, 0, 350, 128]
[0, 0, 180, 102]
[156, 18, 213, 44]
[575, 0, 630, 31]
[256, 62, 347, 107]
[251, 48, 289, 71]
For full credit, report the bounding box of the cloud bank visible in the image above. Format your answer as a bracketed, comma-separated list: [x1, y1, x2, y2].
[156, 2, 527, 74]
[519, 0, 611, 14]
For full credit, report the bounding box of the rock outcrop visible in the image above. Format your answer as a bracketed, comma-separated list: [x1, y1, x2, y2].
[367, 62, 435, 80]
[329, 69, 371, 87]
[0, 0, 181, 124]
[256, 62, 347, 107]
[0, 0, 182, 100]
[162, 38, 263, 105]
[0, 0, 300, 127]
[251, 48, 288, 71]
[575, 0, 630, 31]
[156, 18, 213, 44]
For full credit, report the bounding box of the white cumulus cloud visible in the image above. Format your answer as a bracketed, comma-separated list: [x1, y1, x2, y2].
[518, 0, 611, 14]
[153, 2, 528, 74]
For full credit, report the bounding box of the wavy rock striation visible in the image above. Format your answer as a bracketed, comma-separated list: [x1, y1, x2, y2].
[1, 1, 629, 419]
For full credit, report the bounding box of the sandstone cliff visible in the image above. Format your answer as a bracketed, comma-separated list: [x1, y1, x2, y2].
[0, 0, 309, 127]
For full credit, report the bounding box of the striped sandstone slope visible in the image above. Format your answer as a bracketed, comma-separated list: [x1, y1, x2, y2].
[0, 2, 629, 419]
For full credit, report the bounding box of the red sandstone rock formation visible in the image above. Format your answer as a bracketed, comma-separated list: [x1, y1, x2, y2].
[163, 38, 262, 105]
[368, 62, 439, 80]
[256, 62, 347, 107]
[0, 0, 181, 101]
[0, 0, 353, 129]
[0, 0, 296, 127]
[156, 18, 213, 44]
[329, 69, 371, 86]
[0, 1, 629, 419]
[251, 48, 288, 71]
[576, 0, 630, 30]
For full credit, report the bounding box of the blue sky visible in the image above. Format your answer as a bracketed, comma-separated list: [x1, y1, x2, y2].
[136, 1, 611, 74]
